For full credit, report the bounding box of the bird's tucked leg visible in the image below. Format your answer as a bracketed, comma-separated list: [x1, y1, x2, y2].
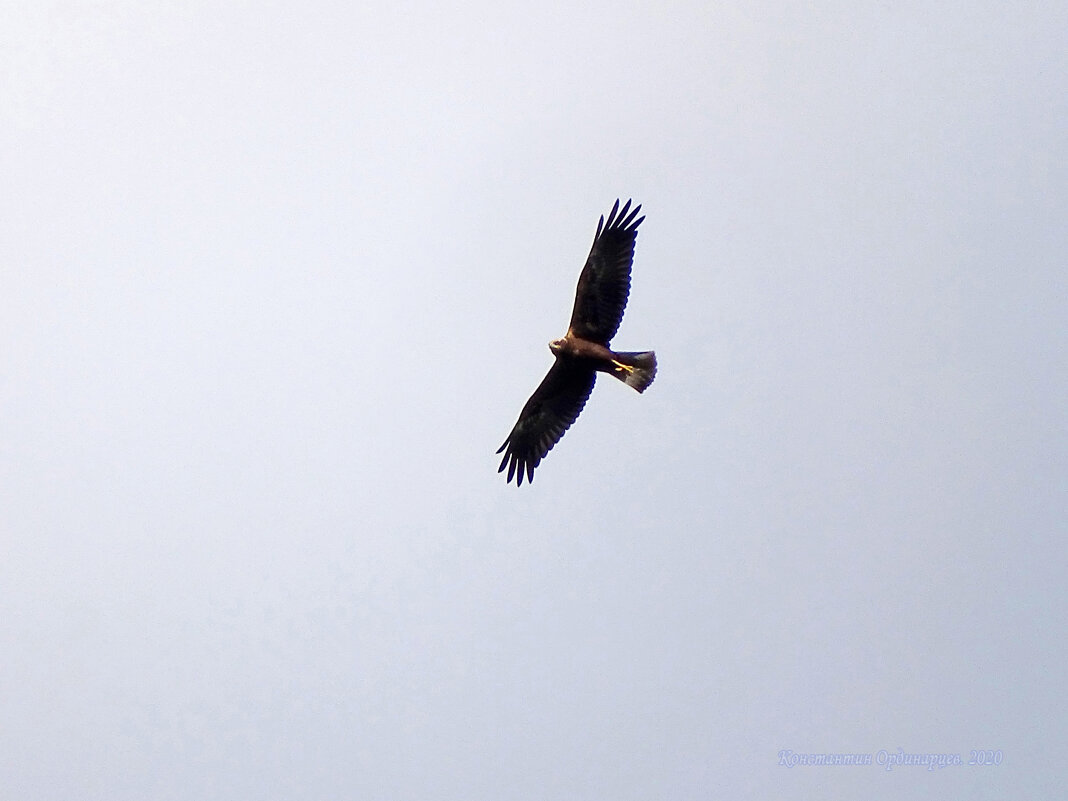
[604, 351, 657, 392]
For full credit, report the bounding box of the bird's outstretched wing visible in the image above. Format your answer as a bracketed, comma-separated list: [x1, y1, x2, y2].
[567, 199, 645, 345]
[497, 360, 596, 485]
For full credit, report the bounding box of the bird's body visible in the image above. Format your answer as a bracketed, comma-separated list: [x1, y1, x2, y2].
[550, 336, 657, 391]
[497, 199, 656, 485]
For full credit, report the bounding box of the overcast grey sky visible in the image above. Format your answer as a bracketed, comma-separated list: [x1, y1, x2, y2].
[2, 2, 1065, 799]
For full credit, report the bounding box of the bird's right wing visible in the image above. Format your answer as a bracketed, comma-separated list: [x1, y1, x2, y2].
[497, 360, 596, 486]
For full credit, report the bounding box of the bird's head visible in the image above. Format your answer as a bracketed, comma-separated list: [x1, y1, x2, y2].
[548, 338, 567, 355]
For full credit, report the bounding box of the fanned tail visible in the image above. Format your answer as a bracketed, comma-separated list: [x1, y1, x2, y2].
[608, 351, 657, 393]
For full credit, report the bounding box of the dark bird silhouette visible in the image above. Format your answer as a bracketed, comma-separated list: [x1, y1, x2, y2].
[497, 199, 657, 485]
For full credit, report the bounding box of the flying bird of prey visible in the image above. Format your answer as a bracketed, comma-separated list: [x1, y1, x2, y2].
[497, 199, 657, 485]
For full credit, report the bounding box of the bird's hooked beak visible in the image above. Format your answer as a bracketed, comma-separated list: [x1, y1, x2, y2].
[548, 338, 565, 355]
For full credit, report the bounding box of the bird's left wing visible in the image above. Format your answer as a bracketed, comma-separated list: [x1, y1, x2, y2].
[497, 360, 596, 485]
[567, 199, 645, 345]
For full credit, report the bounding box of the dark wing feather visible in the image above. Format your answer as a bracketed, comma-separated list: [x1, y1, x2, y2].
[567, 199, 645, 345]
[497, 360, 596, 485]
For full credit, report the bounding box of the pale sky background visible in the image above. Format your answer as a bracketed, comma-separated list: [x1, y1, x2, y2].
[2, 2, 1065, 799]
